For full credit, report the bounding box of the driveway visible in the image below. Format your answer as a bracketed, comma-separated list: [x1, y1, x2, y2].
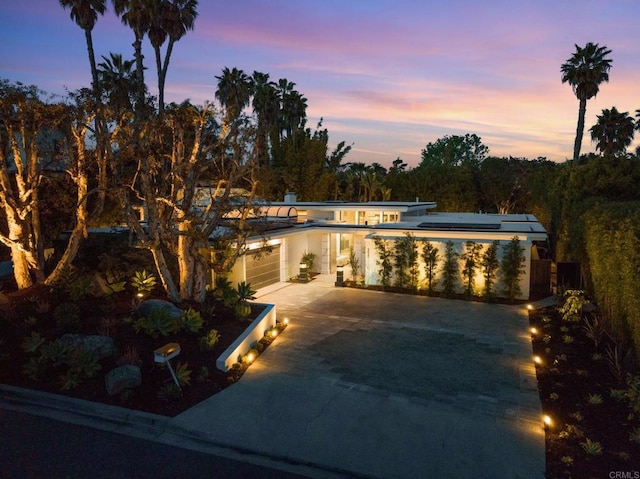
[171, 276, 545, 478]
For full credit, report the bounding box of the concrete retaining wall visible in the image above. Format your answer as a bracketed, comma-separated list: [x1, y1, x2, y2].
[216, 302, 276, 372]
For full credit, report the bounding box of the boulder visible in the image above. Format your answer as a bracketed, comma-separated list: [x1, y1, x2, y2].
[105, 365, 142, 396]
[136, 299, 183, 320]
[59, 334, 116, 360]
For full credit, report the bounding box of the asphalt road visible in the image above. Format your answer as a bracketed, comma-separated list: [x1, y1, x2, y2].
[0, 409, 309, 479]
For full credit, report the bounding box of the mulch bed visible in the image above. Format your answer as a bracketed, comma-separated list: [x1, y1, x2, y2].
[0, 286, 273, 417]
[529, 306, 640, 477]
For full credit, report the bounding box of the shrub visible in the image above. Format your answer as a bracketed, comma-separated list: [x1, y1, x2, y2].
[53, 302, 81, 333]
[301, 251, 316, 273]
[198, 329, 220, 352]
[174, 362, 192, 387]
[559, 290, 587, 322]
[21, 332, 45, 353]
[580, 438, 603, 455]
[130, 269, 157, 295]
[180, 308, 203, 333]
[22, 339, 100, 391]
[133, 309, 175, 337]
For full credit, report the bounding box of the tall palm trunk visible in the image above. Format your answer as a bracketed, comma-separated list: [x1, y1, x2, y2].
[574, 97, 587, 161]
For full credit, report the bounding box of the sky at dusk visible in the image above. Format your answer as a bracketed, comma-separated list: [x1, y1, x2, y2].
[1, 0, 639, 167]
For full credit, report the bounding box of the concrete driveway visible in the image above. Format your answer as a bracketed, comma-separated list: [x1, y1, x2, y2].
[171, 276, 545, 478]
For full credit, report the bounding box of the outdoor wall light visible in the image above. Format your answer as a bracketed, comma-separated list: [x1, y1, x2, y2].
[154, 343, 181, 389]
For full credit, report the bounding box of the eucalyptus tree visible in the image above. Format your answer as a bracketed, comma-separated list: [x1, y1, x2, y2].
[59, 0, 109, 215]
[148, 0, 198, 113]
[561, 42, 613, 161]
[0, 81, 104, 290]
[589, 107, 635, 156]
[116, 101, 262, 302]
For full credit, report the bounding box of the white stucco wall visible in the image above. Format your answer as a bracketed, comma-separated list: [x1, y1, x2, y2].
[363, 236, 533, 300]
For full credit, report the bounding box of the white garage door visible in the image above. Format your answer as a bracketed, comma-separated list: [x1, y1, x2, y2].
[245, 245, 281, 289]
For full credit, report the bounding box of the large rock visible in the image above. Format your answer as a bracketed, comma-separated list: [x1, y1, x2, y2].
[59, 334, 116, 360]
[136, 299, 183, 320]
[105, 365, 142, 396]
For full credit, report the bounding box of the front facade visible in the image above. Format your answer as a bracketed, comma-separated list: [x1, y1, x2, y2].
[224, 195, 549, 300]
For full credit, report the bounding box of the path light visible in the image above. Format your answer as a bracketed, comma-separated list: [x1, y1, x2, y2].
[154, 343, 181, 390]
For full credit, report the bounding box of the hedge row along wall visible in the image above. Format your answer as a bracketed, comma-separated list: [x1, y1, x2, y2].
[584, 202, 640, 361]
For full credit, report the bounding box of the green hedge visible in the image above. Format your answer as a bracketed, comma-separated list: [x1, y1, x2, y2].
[584, 202, 640, 361]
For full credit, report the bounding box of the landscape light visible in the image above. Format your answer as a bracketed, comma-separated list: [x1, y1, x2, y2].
[530, 327, 538, 335]
[270, 329, 278, 338]
[533, 355, 542, 365]
[543, 415, 553, 426]
[526, 304, 533, 310]
[283, 318, 289, 325]
[246, 351, 256, 363]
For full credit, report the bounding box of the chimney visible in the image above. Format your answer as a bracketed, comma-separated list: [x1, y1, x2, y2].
[284, 192, 297, 203]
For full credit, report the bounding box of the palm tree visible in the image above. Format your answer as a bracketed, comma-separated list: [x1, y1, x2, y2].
[148, 0, 198, 113]
[589, 107, 635, 156]
[59, 0, 107, 96]
[561, 42, 613, 161]
[215, 67, 253, 124]
[112, 0, 154, 111]
[97, 52, 136, 118]
[251, 71, 278, 165]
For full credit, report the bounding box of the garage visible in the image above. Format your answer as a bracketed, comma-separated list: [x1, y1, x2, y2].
[245, 245, 281, 290]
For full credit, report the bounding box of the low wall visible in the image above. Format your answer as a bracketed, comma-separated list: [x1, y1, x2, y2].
[216, 302, 277, 372]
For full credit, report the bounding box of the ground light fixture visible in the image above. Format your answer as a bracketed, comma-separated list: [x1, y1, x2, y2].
[530, 327, 538, 335]
[543, 415, 553, 427]
[154, 343, 181, 390]
[526, 304, 534, 310]
[533, 355, 542, 365]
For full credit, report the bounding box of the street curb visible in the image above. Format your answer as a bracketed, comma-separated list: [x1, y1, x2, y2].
[0, 383, 370, 479]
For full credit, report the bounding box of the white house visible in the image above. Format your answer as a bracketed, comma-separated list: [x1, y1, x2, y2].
[224, 194, 550, 300]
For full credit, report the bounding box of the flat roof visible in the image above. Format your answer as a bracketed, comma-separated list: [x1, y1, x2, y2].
[267, 200, 437, 212]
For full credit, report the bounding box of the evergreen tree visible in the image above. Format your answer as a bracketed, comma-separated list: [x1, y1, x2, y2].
[461, 241, 482, 298]
[374, 238, 393, 289]
[482, 240, 500, 301]
[442, 241, 459, 298]
[500, 236, 526, 302]
[421, 240, 439, 294]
